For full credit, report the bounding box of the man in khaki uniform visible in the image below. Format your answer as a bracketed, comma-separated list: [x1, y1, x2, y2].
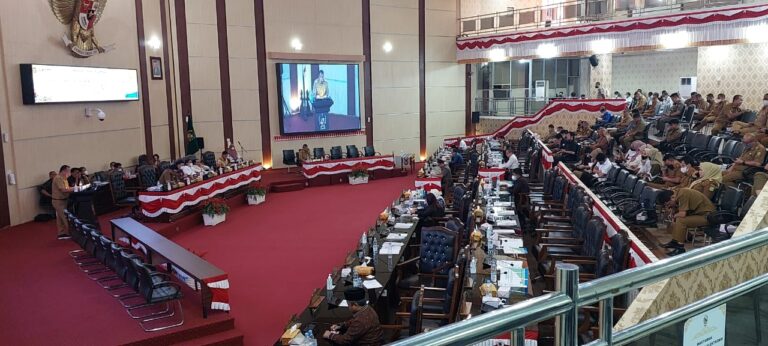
[694, 93, 726, 130]
[648, 154, 684, 189]
[620, 112, 645, 149]
[659, 119, 683, 152]
[657, 188, 716, 256]
[722, 133, 766, 187]
[731, 94, 768, 135]
[711, 95, 746, 135]
[52, 165, 74, 239]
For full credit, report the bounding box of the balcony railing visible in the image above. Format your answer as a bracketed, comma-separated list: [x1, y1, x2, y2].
[459, 0, 746, 37]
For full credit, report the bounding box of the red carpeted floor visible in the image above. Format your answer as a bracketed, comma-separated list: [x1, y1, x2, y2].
[0, 172, 415, 345]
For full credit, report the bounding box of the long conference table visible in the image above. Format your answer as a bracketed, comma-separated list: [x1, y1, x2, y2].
[302, 155, 397, 186]
[137, 163, 263, 218]
[111, 217, 230, 318]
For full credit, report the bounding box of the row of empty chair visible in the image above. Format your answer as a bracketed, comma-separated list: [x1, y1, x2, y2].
[283, 145, 380, 168]
[64, 210, 184, 332]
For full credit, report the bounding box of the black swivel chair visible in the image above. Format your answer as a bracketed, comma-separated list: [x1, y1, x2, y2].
[108, 171, 138, 215]
[202, 151, 217, 168]
[313, 147, 325, 159]
[282, 150, 298, 173]
[130, 260, 185, 332]
[330, 146, 343, 160]
[346, 145, 360, 158]
[363, 146, 377, 157]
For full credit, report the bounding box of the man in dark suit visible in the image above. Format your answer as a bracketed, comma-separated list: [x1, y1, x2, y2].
[509, 168, 530, 228]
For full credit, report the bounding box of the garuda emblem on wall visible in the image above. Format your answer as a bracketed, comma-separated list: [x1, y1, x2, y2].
[48, 0, 115, 57]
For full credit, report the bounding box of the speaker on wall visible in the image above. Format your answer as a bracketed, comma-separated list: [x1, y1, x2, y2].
[471, 111, 481, 124]
[196, 137, 205, 149]
[588, 55, 599, 67]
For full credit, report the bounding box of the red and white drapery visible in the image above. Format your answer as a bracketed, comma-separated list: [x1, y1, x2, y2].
[457, 4, 768, 61]
[301, 155, 396, 179]
[444, 99, 626, 146]
[415, 178, 442, 191]
[137, 164, 263, 217]
[536, 132, 654, 268]
[478, 168, 506, 180]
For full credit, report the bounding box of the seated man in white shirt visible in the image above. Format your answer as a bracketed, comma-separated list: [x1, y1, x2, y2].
[499, 149, 519, 169]
[577, 153, 612, 187]
[180, 159, 196, 177]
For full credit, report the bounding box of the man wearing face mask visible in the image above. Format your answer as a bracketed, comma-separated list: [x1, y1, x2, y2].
[655, 93, 685, 136]
[656, 90, 672, 116]
[693, 93, 715, 121]
[648, 154, 683, 189]
[723, 133, 766, 187]
[711, 95, 747, 135]
[732, 93, 768, 138]
[659, 119, 683, 153]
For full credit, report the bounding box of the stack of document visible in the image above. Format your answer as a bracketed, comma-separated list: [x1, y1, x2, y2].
[394, 222, 413, 229]
[385, 233, 408, 241]
[499, 267, 529, 289]
[496, 210, 515, 216]
[494, 201, 512, 207]
[501, 237, 527, 255]
[496, 219, 518, 228]
[380, 242, 403, 255]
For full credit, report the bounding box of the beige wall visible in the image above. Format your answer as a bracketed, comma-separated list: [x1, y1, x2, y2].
[426, 0, 465, 156]
[612, 49, 698, 98]
[371, 0, 420, 157]
[0, 0, 470, 225]
[0, 0, 164, 225]
[460, 0, 541, 17]
[697, 43, 768, 111]
[264, 0, 366, 168]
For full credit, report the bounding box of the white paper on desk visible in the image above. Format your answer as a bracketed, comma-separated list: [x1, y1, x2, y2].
[363, 279, 383, 289]
[497, 260, 524, 269]
[503, 246, 527, 255]
[380, 242, 403, 255]
[500, 269, 525, 287]
[394, 222, 413, 229]
[494, 201, 512, 207]
[500, 238, 523, 248]
[386, 233, 408, 241]
[497, 210, 515, 216]
[341, 268, 351, 278]
[496, 220, 517, 227]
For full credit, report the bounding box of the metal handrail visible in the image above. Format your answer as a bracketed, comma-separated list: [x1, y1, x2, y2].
[458, 0, 747, 37]
[389, 229, 768, 346]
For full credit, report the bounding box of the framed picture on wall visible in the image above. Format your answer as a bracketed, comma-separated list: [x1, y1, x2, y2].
[150, 57, 162, 80]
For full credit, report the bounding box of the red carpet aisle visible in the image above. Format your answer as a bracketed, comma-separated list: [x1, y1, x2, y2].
[0, 172, 415, 345]
[170, 174, 415, 345]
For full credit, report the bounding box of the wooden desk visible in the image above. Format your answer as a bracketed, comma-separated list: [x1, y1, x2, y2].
[279, 220, 419, 345]
[110, 217, 229, 318]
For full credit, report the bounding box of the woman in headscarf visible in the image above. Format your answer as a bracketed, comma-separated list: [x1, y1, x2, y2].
[686, 162, 722, 200]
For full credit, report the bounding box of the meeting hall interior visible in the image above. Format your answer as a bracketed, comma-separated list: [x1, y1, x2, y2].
[3, 0, 768, 345]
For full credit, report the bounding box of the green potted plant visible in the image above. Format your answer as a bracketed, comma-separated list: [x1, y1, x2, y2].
[246, 186, 267, 205]
[202, 198, 230, 226]
[349, 164, 369, 185]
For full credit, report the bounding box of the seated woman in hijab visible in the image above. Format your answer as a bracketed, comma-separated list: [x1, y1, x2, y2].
[416, 192, 445, 228]
[684, 162, 722, 200]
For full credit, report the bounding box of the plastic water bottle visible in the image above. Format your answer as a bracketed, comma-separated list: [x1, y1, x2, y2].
[387, 255, 393, 271]
[304, 330, 317, 346]
[470, 256, 477, 274]
[352, 270, 362, 288]
[372, 237, 379, 258]
[326, 274, 334, 290]
[490, 259, 497, 283]
[361, 233, 367, 247]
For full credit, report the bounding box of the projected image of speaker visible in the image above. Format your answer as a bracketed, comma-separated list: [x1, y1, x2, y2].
[276, 63, 361, 136]
[589, 55, 600, 67]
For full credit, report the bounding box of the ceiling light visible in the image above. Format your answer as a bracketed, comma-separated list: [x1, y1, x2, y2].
[536, 43, 558, 59]
[489, 48, 506, 62]
[745, 24, 768, 43]
[590, 39, 614, 54]
[382, 41, 393, 53]
[146, 36, 162, 50]
[660, 31, 689, 49]
[290, 38, 303, 51]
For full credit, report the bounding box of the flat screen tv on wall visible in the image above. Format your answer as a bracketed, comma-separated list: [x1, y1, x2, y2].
[20, 64, 139, 105]
[276, 62, 361, 135]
